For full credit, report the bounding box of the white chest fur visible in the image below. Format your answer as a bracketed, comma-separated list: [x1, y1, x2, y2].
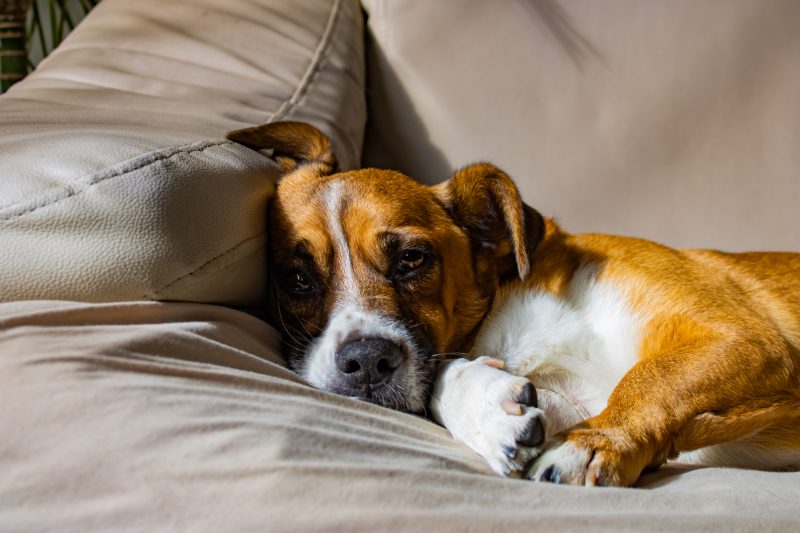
[472, 265, 643, 434]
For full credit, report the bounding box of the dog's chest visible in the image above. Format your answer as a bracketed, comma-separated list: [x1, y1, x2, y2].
[472, 266, 643, 424]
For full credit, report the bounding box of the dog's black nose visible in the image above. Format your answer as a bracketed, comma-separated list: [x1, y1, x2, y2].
[335, 338, 403, 387]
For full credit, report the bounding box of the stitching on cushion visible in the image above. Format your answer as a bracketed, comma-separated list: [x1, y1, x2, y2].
[271, 0, 362, 168]
[2, 0, 346, 222]
[271, 0, 342, 122]
[148, 232, 267, 298]
[0, 140, 228, 222]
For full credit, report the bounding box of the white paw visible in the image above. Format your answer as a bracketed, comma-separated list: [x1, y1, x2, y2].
[528, 438, 595, 485]
[527, 433, 627, 487]
[431, 357, 548, 477]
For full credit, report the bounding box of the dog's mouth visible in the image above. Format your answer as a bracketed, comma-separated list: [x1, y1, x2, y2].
[342, 385, 407, 409]
[334, 368, 434, 413]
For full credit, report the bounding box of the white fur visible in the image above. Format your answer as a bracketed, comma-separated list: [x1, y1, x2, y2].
[529, 439, 598, 485]
[678, 437, 800, 470]
[301, 181, 425, 410]
[469, 263, 795, 475]
[324, 180, 359, 304]
[473, 263, 643, 433]
[431, 357, 547, 476]
[302, 302, 427, 413]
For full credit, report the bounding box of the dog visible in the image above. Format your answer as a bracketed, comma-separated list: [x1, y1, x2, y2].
[227, 121, 800, 487]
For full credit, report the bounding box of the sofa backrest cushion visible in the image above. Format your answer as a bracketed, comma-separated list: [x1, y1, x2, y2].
[0, 0, 366, 306]
[362, 0, 800, 252]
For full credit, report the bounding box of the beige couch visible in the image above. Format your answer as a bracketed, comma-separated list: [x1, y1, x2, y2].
[1, 0, 798, 530]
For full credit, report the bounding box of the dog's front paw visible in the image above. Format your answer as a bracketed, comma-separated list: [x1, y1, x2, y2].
[431, 357, 548, 477]
[527, 426, 638, 487]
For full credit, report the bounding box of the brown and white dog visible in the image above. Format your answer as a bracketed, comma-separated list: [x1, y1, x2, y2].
[227, 121, 800, 487]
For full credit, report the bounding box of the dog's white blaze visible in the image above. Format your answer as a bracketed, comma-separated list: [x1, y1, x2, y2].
[473, 263, 643, 430]
[323, 180, 359, 304]
[301, 182, 425, 409]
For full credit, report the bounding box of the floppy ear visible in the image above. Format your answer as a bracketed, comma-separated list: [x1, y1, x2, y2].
[226, 121, 337, 174]
[433, 163, 544, 282]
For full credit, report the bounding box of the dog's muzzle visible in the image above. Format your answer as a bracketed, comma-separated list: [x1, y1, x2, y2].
[334, 337, 403, 396]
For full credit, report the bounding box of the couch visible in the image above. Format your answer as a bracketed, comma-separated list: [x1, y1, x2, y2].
[1, 0, 798, 530]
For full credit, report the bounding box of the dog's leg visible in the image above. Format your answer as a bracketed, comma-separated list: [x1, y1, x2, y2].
[528, 337, 799, 486]
[431, 357, 547, 477]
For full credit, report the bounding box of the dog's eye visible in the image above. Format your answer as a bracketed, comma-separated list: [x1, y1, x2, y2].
[396, 249, 426, 275]
[286, 270, 314, 294]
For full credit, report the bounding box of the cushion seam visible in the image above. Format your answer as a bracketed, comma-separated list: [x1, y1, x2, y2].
[148, 232, 267, 298]
[271, 0, 342, 122]
[2, 0, 345, 221]
[0, 140, 229, 222]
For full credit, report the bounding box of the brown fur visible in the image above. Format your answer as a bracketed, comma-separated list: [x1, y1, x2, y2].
[228, 121, 800, 486]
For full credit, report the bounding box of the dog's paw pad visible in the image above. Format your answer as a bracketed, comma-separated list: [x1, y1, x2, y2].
[517, 416, 545, 447]
[477, 355, 505, 369]
[501, 399, 525, 415]
[514, 382, 537, 407]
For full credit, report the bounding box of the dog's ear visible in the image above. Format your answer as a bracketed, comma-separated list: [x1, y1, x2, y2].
[226, 121, 337, 174]
[433, 163, 544, 282]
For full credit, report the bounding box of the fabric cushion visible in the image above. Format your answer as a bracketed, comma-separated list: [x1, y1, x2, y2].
[362, 0, 800, 252]
[0, 0, 366, 306]
[1, 299, 798, 531]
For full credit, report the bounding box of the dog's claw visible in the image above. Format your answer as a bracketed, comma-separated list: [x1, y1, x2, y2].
[502, 444, 517, 460]
[539, 465, 560, 483]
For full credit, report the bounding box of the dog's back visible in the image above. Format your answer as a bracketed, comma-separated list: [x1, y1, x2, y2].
[686, 250, 800, 345]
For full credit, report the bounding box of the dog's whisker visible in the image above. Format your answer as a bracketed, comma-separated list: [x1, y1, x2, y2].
[273, 296, 313, 350]
[285, 324, 311, 342]
[428, 351, 471, 362]
[283, 327, 310, 347]
[294, 319, 317, 340]
[278, 337, 307, 354]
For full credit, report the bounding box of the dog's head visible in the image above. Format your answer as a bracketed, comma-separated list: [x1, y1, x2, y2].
[228, 122, 544, 412]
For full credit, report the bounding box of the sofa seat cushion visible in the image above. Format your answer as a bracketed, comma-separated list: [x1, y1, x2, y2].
[2, 299, 799, 530]
[0, 0, 365, 306]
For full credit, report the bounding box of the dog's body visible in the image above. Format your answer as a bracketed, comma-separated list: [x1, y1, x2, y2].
[228, 121, 800, 487]
[435, 229, 800, 484]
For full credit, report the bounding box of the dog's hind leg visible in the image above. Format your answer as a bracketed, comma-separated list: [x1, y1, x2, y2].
[527, 335, 800, 487]
[673, 403, 800, 469]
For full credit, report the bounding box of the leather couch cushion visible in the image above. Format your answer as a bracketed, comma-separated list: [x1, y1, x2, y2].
[0, 0, 365, 305]
[362, 0, 800, 252]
